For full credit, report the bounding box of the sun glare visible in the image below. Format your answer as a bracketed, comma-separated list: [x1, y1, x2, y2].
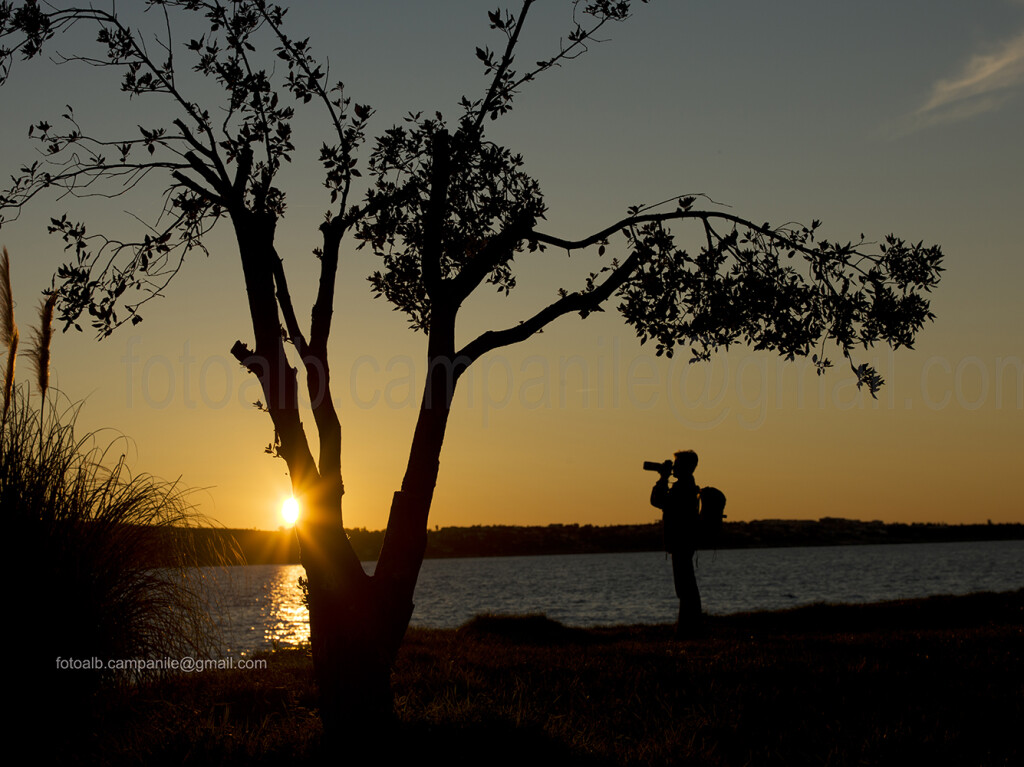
[281, 497, 300, 527]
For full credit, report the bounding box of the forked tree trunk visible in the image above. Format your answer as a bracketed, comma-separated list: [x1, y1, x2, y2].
[297, 371, 454, 743]
[294, 480, 399, 738]
[232, 205, 461, 740]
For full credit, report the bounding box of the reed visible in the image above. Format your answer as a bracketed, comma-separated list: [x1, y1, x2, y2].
[0, 247, 17, 423]
[31, 291, 56, 399]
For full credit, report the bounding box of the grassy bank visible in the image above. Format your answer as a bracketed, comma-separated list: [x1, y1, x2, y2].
[52, 589, 1022, 766]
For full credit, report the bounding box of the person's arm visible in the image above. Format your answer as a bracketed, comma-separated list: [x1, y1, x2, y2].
[651, 476, 670, 509]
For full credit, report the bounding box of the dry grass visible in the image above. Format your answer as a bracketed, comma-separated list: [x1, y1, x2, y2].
[3, 382, 241, 738]
[46, 589, 1024, 766]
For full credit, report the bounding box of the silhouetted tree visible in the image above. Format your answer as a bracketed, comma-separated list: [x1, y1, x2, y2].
[0, 0, 942, 737]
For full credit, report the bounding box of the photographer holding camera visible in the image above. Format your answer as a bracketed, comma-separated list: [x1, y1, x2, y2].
[648, 449, 702, 637]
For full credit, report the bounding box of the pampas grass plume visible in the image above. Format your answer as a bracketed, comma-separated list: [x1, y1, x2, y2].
[32, 292, 57, 400]
[0, 247, 14, 343]
[1, 248, 17, 421]
[2, 326, 16, 423]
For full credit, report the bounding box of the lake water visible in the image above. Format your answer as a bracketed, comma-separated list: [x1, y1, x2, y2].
[203, 539, 1024, 656]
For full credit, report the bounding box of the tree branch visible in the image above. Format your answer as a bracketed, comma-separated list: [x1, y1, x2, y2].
[449, 209, 535, 303]
[422, 130, 451, 299]
[311, 221, 342, 354]
[473, 0, 536, 131]
[270, 248, 309, 356]
[171, 170, 226, 207]
[457, 249, 642, 365]
[259, 5, 346, 146]
[532, 208, 836, 265]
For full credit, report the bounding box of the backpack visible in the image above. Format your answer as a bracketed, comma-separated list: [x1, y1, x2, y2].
[697, 487, 727, 548]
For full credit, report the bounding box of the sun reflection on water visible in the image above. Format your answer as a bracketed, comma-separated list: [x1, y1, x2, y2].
[210, 564, 310, 655]
[261, 565, 311, 648]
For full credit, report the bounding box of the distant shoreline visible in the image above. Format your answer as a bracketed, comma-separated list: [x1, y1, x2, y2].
[213, 518, 1024, 566]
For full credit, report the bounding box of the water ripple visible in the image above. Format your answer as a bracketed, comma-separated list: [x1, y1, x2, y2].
[202, 539, 1024, 655]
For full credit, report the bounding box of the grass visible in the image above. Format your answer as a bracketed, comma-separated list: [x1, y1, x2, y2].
[3, 248, 238, 717]
[3, 381, 239, 727]
[44, 588, 1024, 766]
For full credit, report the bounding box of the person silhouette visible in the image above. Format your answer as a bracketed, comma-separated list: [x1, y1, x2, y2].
[650, 449, 702, 637]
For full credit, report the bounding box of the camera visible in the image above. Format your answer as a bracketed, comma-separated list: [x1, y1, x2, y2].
[643, 460, 673, 475]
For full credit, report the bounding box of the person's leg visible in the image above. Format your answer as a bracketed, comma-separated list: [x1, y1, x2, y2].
[671, 549, 701, 635]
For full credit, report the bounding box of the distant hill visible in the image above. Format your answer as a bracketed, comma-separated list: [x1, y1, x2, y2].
[217, 519, 1024, 566]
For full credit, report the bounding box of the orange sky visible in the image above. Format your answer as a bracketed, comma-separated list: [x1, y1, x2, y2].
[1, 2, 1021, 530]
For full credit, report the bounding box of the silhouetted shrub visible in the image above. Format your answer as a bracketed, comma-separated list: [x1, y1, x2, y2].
[457, 613, 593, 645]
[2, 384, 238, 712]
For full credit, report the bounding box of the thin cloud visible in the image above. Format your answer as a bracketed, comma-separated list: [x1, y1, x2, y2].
[919, 29, 1024, 114]
[890, 29, 1024, 136]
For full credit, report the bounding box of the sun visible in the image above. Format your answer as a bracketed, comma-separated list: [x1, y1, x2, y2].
[281, 497, 300, 527]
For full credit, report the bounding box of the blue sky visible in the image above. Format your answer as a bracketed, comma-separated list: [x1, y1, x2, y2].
[1, 1, 1021, 530]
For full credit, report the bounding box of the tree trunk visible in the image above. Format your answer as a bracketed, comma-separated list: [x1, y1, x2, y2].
[296, 381, 453, 744]
[231, 202, 459, 739]
[373, 348, 457, 643]
[289, 476, 395, 743]
[285, 372, 462, 751]
[305, 566, 397, 741]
